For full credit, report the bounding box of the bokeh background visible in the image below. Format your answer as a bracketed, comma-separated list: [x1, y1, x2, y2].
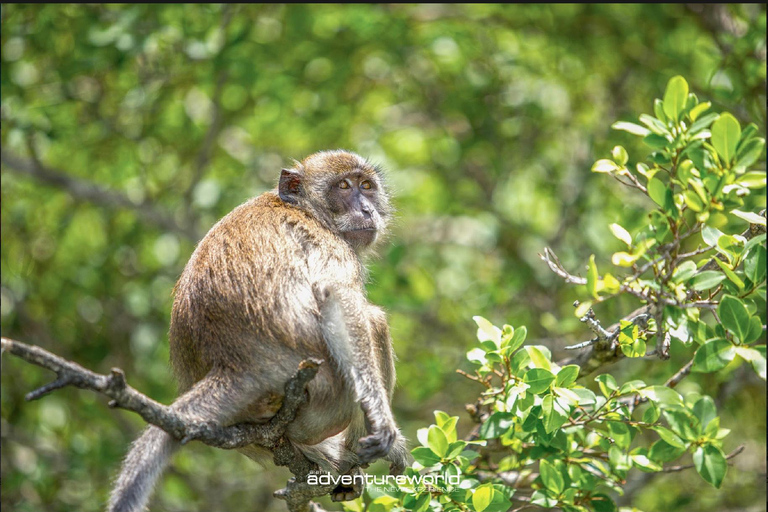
[1, 4, 765, 512]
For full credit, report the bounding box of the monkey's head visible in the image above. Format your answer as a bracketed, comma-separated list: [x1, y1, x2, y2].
[278, 150, 393, 252]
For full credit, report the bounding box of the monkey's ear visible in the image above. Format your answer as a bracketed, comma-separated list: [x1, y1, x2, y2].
[279, 168, 302, 204]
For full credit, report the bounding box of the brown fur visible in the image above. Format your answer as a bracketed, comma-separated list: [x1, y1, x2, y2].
[108, 150, 407, 512]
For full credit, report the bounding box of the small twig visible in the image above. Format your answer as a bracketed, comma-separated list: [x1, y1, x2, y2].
[662, 445, 745, 473]
[565, 339, 598, 350]
[653, 304, 670, 360]
[578, 305, 613, 344]
[665, 359, 694, 388]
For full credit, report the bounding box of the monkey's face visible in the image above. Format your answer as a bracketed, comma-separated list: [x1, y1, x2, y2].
[279, 150, 393, 252]
[326, 172, 386, 250]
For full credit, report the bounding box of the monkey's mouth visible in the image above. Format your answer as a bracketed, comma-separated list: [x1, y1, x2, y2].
[342, 227, 377, 248]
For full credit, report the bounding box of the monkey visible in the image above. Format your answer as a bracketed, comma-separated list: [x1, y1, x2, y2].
[107, 150, 408, 512]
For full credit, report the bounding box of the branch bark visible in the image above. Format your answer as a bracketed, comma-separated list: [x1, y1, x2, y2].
[0, 337, 337, 512]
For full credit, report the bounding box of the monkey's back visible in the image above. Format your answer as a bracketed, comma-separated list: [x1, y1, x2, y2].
[169, 192, 361, 408]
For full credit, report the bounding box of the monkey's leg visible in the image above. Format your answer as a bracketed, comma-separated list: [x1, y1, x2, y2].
[108, 370, 260, 512]
[313, 284, 399, 465]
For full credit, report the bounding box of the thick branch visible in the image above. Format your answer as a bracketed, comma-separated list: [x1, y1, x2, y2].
[1, 336, 337, 511]
[0, 149, 201, 241]
[1, 337, 318, 448]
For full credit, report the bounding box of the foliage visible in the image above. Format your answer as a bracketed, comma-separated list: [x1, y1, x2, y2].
[342, 76, 765, 512]
[1, 4, 765, 512]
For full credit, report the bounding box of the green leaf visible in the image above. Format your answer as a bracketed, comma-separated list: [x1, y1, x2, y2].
[647, 176, 668, 207]
[644, 133, 671, 149]
[539, 459, 565, 494]
[587, 254, 599, 299]
[638, 386, 683, 406]
[733, 137, 765, 170]
[689, 112, 720, 135]
[683, 190, 705, 212]
[649, 439, 686, 462]
[592, 159, 621, 173]
[639, 113, 669, 135]
[745, 246, 767, 285]
[473, 316, 501, 346]
[730, 209, 767, 226]
[735, 171, 767, 189]
[595, 373, 618, 397]
[701, 225, 724, 246]
[692, 338, 735, 372]
[524, 368, 556, 394]
[411, 447, 441, 467]
[734, 346, 766, 380]
[691, 271, 726, 291]
[403, 492, 430, 512]
[612, 145, 629, 166]
[607, 421, 632, 450]
[714, 258, 744, 290]
[663, 76, 688, 121]
[542, 395, 570, 433]
[472, 484, 494, 512]
[654, 98, 668, 124]
[630, 452, 663, 472]
[688, 101, 711, 122]
[427, 425, 449, 457]
[555, 365, 580, 387]
[718, 295, 752, 342]
[591, 494, 618, 512]
[672, 260, 697, 283]
[612, 121, 651, 136]
[479, 412, 514, 439]
[653, 426, 686, 449]
[612, 251, 640, 267]
[445, 440, 467, 459]
[435, 412, 459, 442]
[694, 444, 727, 488]
[524, 346, 552, 371]
[643, 402, 660, 423]
[502, 325, 527, 353]
[692, 396, 717, 429]
[369, 495, 400, 512]
[621, 337, 647, 358]
[745, 317, 764, 345]
[609, 223, 632, 245]
[467, 348, 488, 365]
[711, 113, 741, 166]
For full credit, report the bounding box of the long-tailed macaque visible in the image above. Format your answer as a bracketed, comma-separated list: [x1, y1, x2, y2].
[108, 150, 407, 512]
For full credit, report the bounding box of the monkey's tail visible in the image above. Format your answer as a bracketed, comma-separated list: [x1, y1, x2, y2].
[107, 426, 178, 512]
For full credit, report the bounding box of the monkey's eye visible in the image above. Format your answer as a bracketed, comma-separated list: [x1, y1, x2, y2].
[360, 180, 372, 190]
[339, 180, 351, 189]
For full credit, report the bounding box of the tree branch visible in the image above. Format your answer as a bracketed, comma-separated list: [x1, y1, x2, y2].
[662, 444, 745, 473]
[0, 337, 338, 512]
[0, 149, 201, 241]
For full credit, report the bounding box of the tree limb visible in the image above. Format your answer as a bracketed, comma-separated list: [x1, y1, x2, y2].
[0, 149, 201, 241]
[0, 337, 338, 512]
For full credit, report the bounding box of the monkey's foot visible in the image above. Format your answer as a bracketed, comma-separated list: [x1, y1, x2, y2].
[330, 466, 364, 502]
[330, 482, 362, 502]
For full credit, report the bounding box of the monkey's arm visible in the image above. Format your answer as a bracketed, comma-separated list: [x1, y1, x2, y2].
[312, 284, 399, 465]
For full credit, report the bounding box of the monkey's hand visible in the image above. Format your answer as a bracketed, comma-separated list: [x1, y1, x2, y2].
[357, 424, 397, 465]
[386, 432, 409, 475]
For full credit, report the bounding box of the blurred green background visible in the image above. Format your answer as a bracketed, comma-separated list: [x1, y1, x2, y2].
[1, 4, 765, 512]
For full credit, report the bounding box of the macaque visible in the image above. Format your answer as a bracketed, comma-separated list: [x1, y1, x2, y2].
[108, 150, 407, 511]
